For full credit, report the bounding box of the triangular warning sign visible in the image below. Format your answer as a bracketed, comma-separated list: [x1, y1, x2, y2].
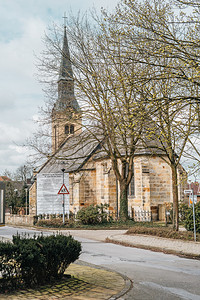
[58, 184, 70, 194]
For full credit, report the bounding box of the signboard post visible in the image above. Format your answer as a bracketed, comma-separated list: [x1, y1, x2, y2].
[61, 168, 65, 224]
[58, 168, 70, 224]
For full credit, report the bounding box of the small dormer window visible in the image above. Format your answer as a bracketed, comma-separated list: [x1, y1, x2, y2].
[65, 124, 74, 135]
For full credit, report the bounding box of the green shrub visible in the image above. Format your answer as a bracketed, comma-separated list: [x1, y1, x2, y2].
[0, 234, 81, 291]
[76, 204, 109, 225]
[126, 226, 199, 241]
[184, 202, 200, 233]
[0, 242, 20, 290]
[179, 202, 190, 222]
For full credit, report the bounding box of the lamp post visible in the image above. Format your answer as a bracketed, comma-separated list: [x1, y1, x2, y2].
[61, 167, 65, 224]
[24, 185, 28, 215]
[14, 189, 18, 214]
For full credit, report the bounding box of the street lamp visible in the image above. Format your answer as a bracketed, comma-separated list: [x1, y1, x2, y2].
[14, 189, 18, 214]
[61, 167, 65, 224]
[24, 184, 28, 216]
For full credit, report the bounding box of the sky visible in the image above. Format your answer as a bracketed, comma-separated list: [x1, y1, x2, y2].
[0, 0, 120, 175]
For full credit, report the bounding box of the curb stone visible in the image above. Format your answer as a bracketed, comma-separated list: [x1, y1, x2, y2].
[76, 260, 133, 299]
[109, 278, 133, 300]
[106, 237, 200, 260]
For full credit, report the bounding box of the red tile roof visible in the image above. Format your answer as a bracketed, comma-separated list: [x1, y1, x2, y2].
[0, 176, 11, 182]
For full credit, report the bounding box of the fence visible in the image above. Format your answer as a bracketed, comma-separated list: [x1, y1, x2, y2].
[133, 210, 152, 222]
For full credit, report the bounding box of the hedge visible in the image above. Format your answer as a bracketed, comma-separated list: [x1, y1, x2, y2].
[0, 234, 81, 291]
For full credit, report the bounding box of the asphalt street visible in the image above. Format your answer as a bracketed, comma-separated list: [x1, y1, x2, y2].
[1, 226, 200, 300]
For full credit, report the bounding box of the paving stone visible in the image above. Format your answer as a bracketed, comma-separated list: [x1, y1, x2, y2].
[0, 264, 125, 300]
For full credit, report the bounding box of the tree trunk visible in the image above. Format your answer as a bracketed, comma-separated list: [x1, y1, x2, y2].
[171, 164, 179, 231]
[119, 181, 128, 221]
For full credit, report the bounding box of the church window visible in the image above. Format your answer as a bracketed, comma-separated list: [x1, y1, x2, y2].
[101, 163, 106, 199]
[129, 175, 135, 196]
[84, 181, 90, 199]
[65, 124, 74, 135]
[70, 125, 74, 134]
[128, 163, 135, 197]
[54, 125, 57, 149]
[65, 125, 69, 134]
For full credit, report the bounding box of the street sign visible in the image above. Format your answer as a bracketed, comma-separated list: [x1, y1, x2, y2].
[184, 190, 192, 194]
[58, 184, 69, 195]
[189, 195, 197, 205]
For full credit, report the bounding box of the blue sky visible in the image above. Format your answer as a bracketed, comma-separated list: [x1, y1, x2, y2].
[0, 0, 119, 174]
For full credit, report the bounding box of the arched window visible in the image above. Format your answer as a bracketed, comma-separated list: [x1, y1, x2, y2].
[65, 124, 74, 135]
[129, 174, 135, 196]
[70, 125, 74, 134]
[65, 125, 69, 134]
[54, 125, 57, 149]
[128, 163, 135, 197]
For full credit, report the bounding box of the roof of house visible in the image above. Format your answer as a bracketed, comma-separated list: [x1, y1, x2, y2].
[0, 176, 11, 182]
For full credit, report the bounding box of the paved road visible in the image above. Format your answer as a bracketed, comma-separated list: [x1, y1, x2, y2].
[1, 226, 200, 300]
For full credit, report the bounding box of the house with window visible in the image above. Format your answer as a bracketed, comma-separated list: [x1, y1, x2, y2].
[29, 25, 186, 222]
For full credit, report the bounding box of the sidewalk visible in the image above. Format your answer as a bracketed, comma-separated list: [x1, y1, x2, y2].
[61, 229, 200, 258]
[106, 233, 200, 258]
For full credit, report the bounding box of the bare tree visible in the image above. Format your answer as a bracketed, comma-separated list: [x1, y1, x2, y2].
[101, 0, 199, 229]
[34, 13, 157, 220]
[32, 1, 199, 224]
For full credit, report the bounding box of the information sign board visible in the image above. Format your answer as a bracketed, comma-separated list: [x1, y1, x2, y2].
[37, 173, 69, 215]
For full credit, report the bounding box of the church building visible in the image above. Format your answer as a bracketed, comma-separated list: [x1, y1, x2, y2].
[29, 25, 186, 222]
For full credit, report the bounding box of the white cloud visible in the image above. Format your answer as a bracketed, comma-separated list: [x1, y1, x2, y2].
[0, 0, 119, 174]
[9, 145, 26, 154]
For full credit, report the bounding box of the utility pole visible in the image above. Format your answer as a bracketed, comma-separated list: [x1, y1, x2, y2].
[188, 180, 196, 242]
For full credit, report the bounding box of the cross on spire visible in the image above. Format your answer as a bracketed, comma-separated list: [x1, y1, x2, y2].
[63, 12, 67, 28]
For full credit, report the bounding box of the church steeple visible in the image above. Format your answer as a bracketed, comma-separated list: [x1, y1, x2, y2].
[56, 25, 80, 111]
[52, 21, 82, 154]
[58, 26, 73, 81]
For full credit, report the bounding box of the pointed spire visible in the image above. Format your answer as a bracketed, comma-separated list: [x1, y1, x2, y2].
[58, 25, 73, 81]
[56, 21, 80, 112]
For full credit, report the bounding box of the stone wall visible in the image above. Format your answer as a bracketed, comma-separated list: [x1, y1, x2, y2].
[131, 155, 173, 221]
[149, 156, 172, 206]
[5, 213, 34, 226]
[79, 169, 97, 207]
[29, 181, 37, 216]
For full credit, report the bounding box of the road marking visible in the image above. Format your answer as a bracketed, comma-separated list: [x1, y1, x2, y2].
[141, 282, 200, 300]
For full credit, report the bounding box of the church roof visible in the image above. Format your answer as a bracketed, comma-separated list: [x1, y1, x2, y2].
[39, 131, 100, 174]
[39, 126, 167, 175]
